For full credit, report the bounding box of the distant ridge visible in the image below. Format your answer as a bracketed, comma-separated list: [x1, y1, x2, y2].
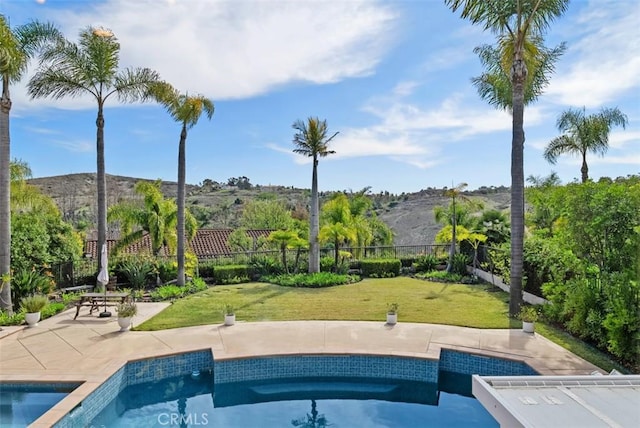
[28, 173, 511, 245]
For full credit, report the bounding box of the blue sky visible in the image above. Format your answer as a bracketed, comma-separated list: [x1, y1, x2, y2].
[3, 0, 639, 194]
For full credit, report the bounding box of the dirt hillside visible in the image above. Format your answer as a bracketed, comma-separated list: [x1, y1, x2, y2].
[28, 173, 511, 245]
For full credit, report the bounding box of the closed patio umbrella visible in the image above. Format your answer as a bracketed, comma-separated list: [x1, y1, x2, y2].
[97, 243, 111, 317]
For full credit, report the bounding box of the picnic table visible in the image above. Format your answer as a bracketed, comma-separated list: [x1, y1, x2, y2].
[74, 292, 130, 320]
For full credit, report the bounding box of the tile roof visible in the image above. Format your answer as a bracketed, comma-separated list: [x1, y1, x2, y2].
[84, 229, 273, 259]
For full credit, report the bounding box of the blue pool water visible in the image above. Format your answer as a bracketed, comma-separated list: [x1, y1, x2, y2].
[0, 383, 79, 427]
[90, 372, 498, 427]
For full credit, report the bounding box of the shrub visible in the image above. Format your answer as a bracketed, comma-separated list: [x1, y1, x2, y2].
[359, 259, 401, 278]
[414, 254, 438, 273]
[399, 257, 415, 268]
[387, 302, 399, 314]
[118, 257, 154, 289]
[156, 259, 178, 283]
[214, 265, 251, 284]
[186, 277, 208, 293]
[116, 301, 138, 317]
[151, 284, 184, 301]
[518, 305, 540, 322]
[249, 256, 284, 277]
[264, 272, 359, 288]
[61, 292, 82, 307]
[41, 302, 66, 318]
[223, 303, 235, 315]
[0, 310, 24, 326]
[197, 260, 216, 278]
[601, 274, 639, 365]
[20, 294, 49, 313]
[452, 253, 470, 276]
[417, 271, 463, 283]
[11, 268, 55, 309]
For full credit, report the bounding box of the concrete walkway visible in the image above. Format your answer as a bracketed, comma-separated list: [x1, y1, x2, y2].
[0, 303, 604, 426]
[1, 302, 603, 378]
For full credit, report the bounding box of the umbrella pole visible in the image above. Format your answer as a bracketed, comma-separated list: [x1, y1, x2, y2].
[99, 286, 111, 317]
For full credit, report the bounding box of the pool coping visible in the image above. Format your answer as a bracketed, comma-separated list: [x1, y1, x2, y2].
[0, 306, 606, 427]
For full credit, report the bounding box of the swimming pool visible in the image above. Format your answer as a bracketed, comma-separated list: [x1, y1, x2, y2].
[90, 372, 498, 427]
[52, 350, 537, 427]
[0, 382, 80, 428]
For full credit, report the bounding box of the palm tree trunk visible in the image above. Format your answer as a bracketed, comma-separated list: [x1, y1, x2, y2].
[96, 103, 107, 287]
[176, 124, 187, 286]
[0, 76, 13, 314]
[580, 151, 589, 183]
[509, 53, 526, 318]
[447, 196, 457, 273]
[309, 157, 320, 273]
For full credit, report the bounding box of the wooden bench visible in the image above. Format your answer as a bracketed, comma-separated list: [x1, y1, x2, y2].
[74, 292, 130, 319]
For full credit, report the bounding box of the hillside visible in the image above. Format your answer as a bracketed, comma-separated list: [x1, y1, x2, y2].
[28, 173, 511, 245]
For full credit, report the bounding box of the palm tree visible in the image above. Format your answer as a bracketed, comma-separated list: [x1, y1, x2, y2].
[320, 193, 356, 269]
[292, 117, 338, 273]
[268, 230, 303, 273]
[445, 0, 568, 317]
[108, 180, 197, 257]
[0, 17, 61, 314]
[543, 107, 628, 183]
[27, 26, 160, 281]
[150, 82, 214, 286]
[435, 183, 477, 272]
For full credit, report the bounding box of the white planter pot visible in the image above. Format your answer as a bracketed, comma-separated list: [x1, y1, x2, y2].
[386, 313, 397, 325]
[25, 312, 41, 327]
[224, 314, 236, 326]
[118, 317, 132, 332]
[522, 321, 535, 333]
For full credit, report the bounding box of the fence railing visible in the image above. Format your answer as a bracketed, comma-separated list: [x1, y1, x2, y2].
[51, 244, 450, 286]
[197, 244, 449, 265]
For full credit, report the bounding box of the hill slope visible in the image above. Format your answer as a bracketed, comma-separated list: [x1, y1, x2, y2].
[28, 173, 511, 245]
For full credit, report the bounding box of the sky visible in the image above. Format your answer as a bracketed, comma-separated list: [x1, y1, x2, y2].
[2, 0, 639, 194]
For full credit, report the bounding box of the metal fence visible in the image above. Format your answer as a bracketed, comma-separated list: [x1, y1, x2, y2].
[197, 244, 450, 265]
[52, 244, 450, 286]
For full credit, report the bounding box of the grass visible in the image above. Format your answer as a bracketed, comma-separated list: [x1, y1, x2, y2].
[136, 277, 630, 372]
[137, 277, 519, 330]
[535, 322, 631, 374]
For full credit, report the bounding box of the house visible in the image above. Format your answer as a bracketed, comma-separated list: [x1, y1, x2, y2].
[84, 229, 274, 260]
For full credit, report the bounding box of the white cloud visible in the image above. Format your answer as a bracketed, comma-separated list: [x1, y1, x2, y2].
[590, 154, 640, 165]
[23, 126, 60, 136]
[271, 88, 546, 170]
[609, 130, 640, 149]
[546, 0, 640, 107]
[12, 0, 397, 112]
[51, 139, 93, 153]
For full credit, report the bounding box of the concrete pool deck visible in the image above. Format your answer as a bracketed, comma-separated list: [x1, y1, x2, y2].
[0, 302, 604, 426]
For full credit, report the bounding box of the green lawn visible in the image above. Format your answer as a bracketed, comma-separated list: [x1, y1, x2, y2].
[137, 276, 631, 372]
[137, 277, 519, 330]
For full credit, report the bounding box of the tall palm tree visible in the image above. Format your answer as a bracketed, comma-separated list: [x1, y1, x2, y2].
[544, 107, 628, 183]
[445, 0, 568, 317]
[27, 26, 160, 280]
[292, 117, 338, 273]
[0, 17, 61, 314]
[150, 82, 214, 286]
